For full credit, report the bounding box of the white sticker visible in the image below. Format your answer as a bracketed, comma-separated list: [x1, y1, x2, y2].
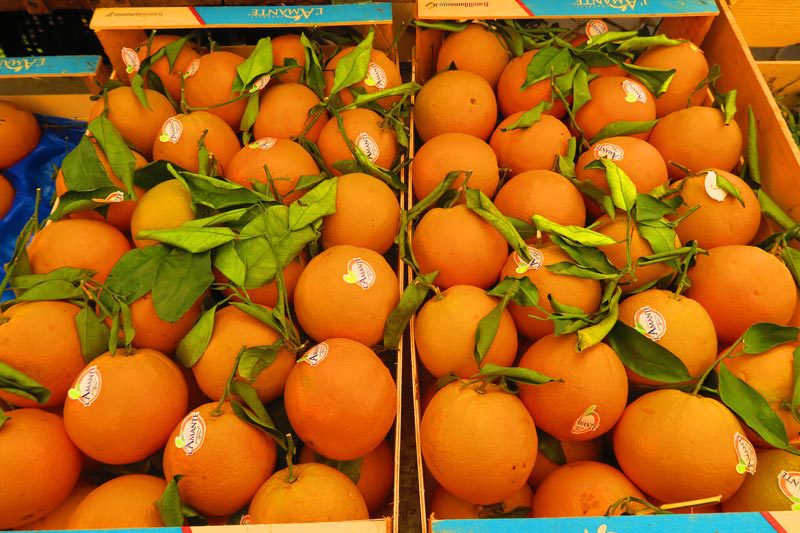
[593, 142, 625, 161]
[585, 19, 609, 38]
[239, 515, 253, 525]
[92, 191, 126, 204]
[250, 74, 271, 92]
[174, 411, 206, 456]
[67, 365, 102, 407]
[571, 405, 600, 435]
[622, 79, 648, 104]
[364, 63, 388, 90]
[513, 246, 544, 274]
[777, 470, 800, 510]
[703, 170, 728, 202]
[184, 58, 200, 79]
[633, 306, 667, 341]
[303, 342, 329, 367]
[249, 137, 277, 150]
[121, 47, 140, 74]
[355, 132, 380, 163]
[343, 257, 376, 289]
[158, 117, 183, 144]
[734, 432, 757, 475]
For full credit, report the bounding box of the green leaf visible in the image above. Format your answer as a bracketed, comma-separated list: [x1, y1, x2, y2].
[300, 33, 325, 99]
[501, 101, 552, 132]
[546, 262, 619, 280]
[156, 475, 185, 527]
[230, 382, 285, 446]
[134, 160, 174, 190]
[0, 360, 51, 404]
[582, 30, 638, 48]
[474, 280, 518, 364]
[184, 208, 250, 229]
[213, 241, 247, 288]
[313, 452, 363, 485]
[549, 235, 619, 274]
[478, 363, 559, 385]
[590, 120, 659, 144]
[239, 92, 260, 146]
[0, 408, 8, 429]
[742, 323, 800, 354]
[576, 287, 621, 351]
[746, 106, 762, 186]
[634, 194, 677, 221]
[557, 137, 578, 179]
[553, 65, 578, 100]
[537, 430, 566, 465]
[792, 347, 800, 424]
[10, 267, 92, 289]
[522, 47, 572, 89]
[715, 172, 745, 207]
[384, 272, 437, 350]
[571, 67, 591, 115]
[234, 37, 273, 91]
[716, 89, 737, 125]
[347, 82, 420, 109]
[758, 190, 796, 231]
[533, 214, 617, 246]
[88, 115, 136, 196]
[636, 220, 678, 257]
[172, 167, 264, 209]
[129, 73, 150, 109]
[15, 279, 84, 302]
[105, 246, 170, 303]
[620, 63, 675, 97]
[288, 178, 337, 228]
[783, 248, 800, 290]
[329, 29, 374, 96]
[49, 187, 128, 222]
[135, 226, 236, 253]
[465, 189, 527, 262]
[597, 159, 636, 212]
[151, 250, 213, 323]
[238, 341, 283, 381]
[607, 322, 691, 383]
[614, 35, 683, 52]
[175, 305, 218, 368]
[75, 307, 111, 363]
[232, 301, 283, 333]
[61, 136, 113, 192]
[412, 20, 470, 31]
[407, 170, 463, 222]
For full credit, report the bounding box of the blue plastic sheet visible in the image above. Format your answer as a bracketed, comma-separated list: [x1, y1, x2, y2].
[0, 114, 86, 300]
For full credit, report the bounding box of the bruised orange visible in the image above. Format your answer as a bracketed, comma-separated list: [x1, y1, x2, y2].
[490, 114, 572, 177]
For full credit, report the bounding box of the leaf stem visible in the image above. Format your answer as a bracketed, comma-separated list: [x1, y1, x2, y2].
[212, 346, 246, 416]
[285, 433, 298, 483]
[691, 335, 745, 395]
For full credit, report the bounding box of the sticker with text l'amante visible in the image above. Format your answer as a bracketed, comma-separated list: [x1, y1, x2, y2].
[514, 245, 544, 274]
[67, 365, 102, 407]
[174, 410, 206, 456]
[343, 257, 376, 289]
[734, 432, 757, 474]
[777, 470, 800, 510]
[572, 405, 600, 435]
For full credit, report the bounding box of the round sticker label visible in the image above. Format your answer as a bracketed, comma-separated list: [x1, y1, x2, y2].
[250, 74, 271, 92]
[249, 137, 277, 150]
[704, 170, 728, 202]
[571, 405, 600, 435]
[92, 191, 126, 204]
[343, 257, 376, 289]
[734, 432, 757, 475]
[121, 47, 140, 74]
[174, 411, 206, 456]
[777, 470, 800, 510]
[585, 19, 609, 38]
[633, 306, 667, 341]
[304, 342, 329, 367]
[356, 132, 380, 163]
[184, 58, 200, 79]
[593, 142, 625, 161]
[514, 246, 544, 274]
[622, 79, 648, 104]
[364, 63, 388, 89]
[67, 365, 102, 407]
[159, 117, 183, 144]
[239, 515, 253, 525]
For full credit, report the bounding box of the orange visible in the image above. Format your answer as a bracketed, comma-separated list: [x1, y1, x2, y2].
[686, 245, 796, 343]
[68, 475, 166, 529]
[285, 338, 396, 460]
[136, 34, 201, 102]
[184, 51, 248, 128]
[435, 24, 511, 88]
[411, 204, 507, 289]
[249, 463, 368, 524]
[528, 438, 604, 488]
[791, 290, 800, 327]
[575, 136, 668, 217]
[414, 285, 518, 378]
[722, 449, 800, 512]
[430, 484, 533, 519]
[151, 111, 241, 174]
[671, 170, 761, 249]
[595, 213, 679, 293]
[0, 100, 40, 168]
[411, 132, 499, 201]
[0, 301, 85, 408]
[0, 173, 12, 218]
[634, 42, 709, 117]
[130, 179, 195, 248]
[490, 114, 572, 177]
[163, 402, 277, 516]
[723, 343, 800, 446]
[129, 292, 201, 355]
[618, 289, 717, 385]
[500, 245, 602, 340]
[321, 173, 401, 254]
[574, 76, 656, 141]
[272, 34, 306, 84]
[613, 389, 748, 503]
[533, 461, 645, 517]
[324, 48, 402, 109]
[225, 138, 319, 203]
[27, 219, 130, 283]
[317, 108, 398, 173]
[293, 245, 399, 345]
[299, 439, 393, 514]
[649, 106, 744, 180]
[253, 83, 329, 143]
[496, 50, 566, 119]
[493, 170, 586, 240]
[191, 305, 295, 403]
[88, 87, 175, 159]
[0, 409, 81, 529]
[63, 348, 188, 465]
[215, 254, 305, 309]
[518, 333, 628, 441]
[17, 479, 94, 530]
[420, 381, 537, 505]
[414, 70, 498, 142]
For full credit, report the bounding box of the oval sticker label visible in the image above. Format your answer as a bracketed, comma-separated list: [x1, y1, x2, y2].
[174, 411, 206, 456]
[633, 305, 667, 341]
[622, 79, 648, 104]
[704, 170, 728, 202]
[184, 58, 200, 79]
[343, 257, 376, 290]
[249, 137, 277, 150]
[364, 63, 388, 90]
[159, 117, 183, 144]
[734, 432, 757, 475]
[777, 470, 800, 510]
[593, 142, 625, 161]
[92, 190, 126, 204]
[586, 19, 609, 38]
[121, 47, 140, 74]
[303, 342, 329, 367]
[250, 74, 271, 92]
[571, 405, 600, 435]
[67, 365, 102, 407]
[514, 246, 544, 274]
[356, 132, 380, 163]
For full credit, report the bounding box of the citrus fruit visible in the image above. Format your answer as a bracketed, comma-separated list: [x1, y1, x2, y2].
[574, 76, 656, 141]
[414, 285, 518, 378]
[325, 48, 401, 109]
[648, 106, 743, 180]
[634, 42, 709, 117]
[317, 108, 398, 173]
[0, 301, 85, 408]
[490, 114, 572, 177]
[184, 51, 248, 128]
[518, 333, 628, 441]
[285, 338, 396, 460]
[613, 389, 749, 502]
[722, 448, 800, 512]
[430, 484, 533, 519]
[414, 70, 498, 142]
[272, 34, 306, 84]
[253, 83, 329, 143]
[528, 438, 605, 488]
[686, 245, 796, 343]
[191, 305, 295, 403]
[420, 381, 537, 505]
[293, 245, 399, 346]
[435, 24, 511, 88]
[533, 461, 645, 517]
[151, 111, 241, 174]
[249, 463, 368, 523]
[0, 409, 81, 529]
[17, 479, 94, 530]
[130, 179, 195, 248]
[499, 245, 602, 340]
[68, 475, 166, 529]
[496, 50, 566, 119]
[0, 173, 13, 218]
[411, 204, 507, 289]
[163, 402, 277, 516]
[0, 100, 40, 168]
[411, 132, 499, 201]
[215, 255, 305, 309]
[321, 172, 401, 254]
[136, 34, 201, 102]
[128, 292, 201, 355]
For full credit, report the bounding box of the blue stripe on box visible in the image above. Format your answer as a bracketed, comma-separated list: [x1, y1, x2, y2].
[432, 512, 780, 533]
[524, 0, 718, 17]
[195, 3, 392, 26]
[0, 55, 101, 77]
